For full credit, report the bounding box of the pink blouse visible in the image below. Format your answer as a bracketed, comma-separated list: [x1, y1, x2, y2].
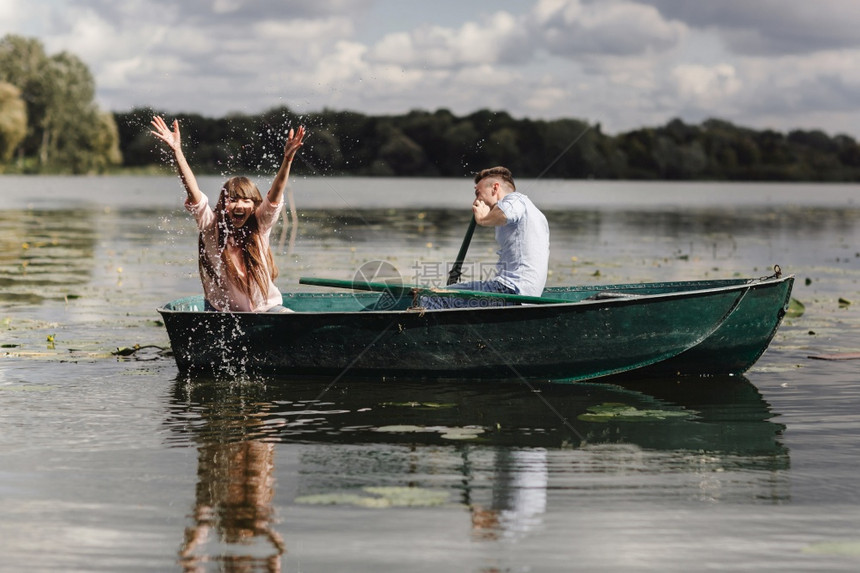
[186, 194, 283, 312]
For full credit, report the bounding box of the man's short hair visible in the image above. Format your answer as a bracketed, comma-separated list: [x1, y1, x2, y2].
[474, 166, 515, 191]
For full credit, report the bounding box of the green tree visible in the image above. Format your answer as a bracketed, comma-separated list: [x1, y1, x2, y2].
[313, 108, 379, 174]
[0, 34, 121, 173]
[0, 35, 50, 161]
[441, 120, 480, 173]
[484, 127, 520, 170]
[534, 118, 595, 178]
[400, 109, 456, 175]
[0, 81, 27, 164]
[618, 128, 659, 178]
[375, 124, 431, 176]
[835, 135, 860, 168]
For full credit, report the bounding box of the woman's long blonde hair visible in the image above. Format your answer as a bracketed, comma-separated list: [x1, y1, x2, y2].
[199, 176, 278, 298]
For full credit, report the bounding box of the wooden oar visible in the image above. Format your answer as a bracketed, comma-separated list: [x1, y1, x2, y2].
[299, 276, 570, 305]
[447, 215, 477, 285]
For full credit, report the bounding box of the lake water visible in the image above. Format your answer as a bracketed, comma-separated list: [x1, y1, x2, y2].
[1, 175, 859, 572]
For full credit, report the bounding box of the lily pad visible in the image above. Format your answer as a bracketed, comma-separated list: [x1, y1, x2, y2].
[293, 493, 384, 507]
[786, 298, 805, 318]
[373, 424, 433, 433]
[363, 487, 449, 506]
[439, 427, 485, 440]
[380, 401, 456, 409]
[373, 424, 484, 440]
[802, 540, 860, 556]
[113, 346, 139, 356]
[0, 384, 52, 392]
[111, 344, 170, 359]
[295, 486, 449, 508]
[578, 402, 693, 423]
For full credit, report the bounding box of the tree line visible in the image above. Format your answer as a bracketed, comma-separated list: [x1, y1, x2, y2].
[115, 107, 860, 181]
[3, 33, 860, 180]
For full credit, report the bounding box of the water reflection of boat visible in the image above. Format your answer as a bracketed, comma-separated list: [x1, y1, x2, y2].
[166, 374, 789, 558]
[167, 375, 788, 461]
[158, 274, 793, 381]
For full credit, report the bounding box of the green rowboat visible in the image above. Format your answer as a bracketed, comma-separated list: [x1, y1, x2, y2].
[158, 271, 793, 381]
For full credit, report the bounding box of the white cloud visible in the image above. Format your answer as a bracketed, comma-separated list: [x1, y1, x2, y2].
[254, 17, 354, 46]
[524, 83, 569, 113]
[212, 0, 243, 14]
[312, 41, 369, 87]
[370, 11, 522, 68]
[3, 0, 860, 137]
[672, 63, 741, 108]
[642, 0, 860, 55]
[531, 0, 685, 57]
[1, 0, 53, 36]
[0, 1, 19, 25]
[735, 50, 860, 121]
[370, 32, 413, 64]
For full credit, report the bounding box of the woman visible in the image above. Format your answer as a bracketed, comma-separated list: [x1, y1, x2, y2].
[151, 115, 305, 311]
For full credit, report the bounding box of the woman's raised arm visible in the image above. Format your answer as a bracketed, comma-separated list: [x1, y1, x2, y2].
[267, 125, 305, 205]
[150, 116, 204, 205]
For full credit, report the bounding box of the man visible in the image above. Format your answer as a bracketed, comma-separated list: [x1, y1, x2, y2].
[424, 166, 549, 308]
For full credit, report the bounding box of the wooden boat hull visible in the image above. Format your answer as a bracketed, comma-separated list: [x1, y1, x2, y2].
[544, 276, 794, 377]
[158, 275, 793, 381]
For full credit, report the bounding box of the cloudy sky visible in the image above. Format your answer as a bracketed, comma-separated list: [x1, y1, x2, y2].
[4, 0, 860, 137]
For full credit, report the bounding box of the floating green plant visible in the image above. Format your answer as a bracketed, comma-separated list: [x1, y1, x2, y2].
[295, 486, 449, 508]
[786, 298, 805, 318]
[802, 540, 860, 556]
[0, 384, 52, 392]
[112, 344, 170, 359]
[294, 493, 385, 508]
[578, 402, 693, 423]
[380, 401, 457, 409]
[439, 427, 485, 440]
[373, 424, 484, 440]
[113, 346, 139, 356]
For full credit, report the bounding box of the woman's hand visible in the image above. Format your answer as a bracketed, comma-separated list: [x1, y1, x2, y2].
[283, 126, 305, 162]
[150, 116, 182, 152]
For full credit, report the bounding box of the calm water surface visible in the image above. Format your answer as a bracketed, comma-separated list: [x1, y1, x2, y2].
[1, 176, 859, 572]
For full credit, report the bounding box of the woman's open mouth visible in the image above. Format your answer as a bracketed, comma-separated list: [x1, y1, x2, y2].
[231, 212, 250, 226]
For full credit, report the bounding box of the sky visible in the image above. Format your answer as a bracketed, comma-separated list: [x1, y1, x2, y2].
[3, 0, 860, 137]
